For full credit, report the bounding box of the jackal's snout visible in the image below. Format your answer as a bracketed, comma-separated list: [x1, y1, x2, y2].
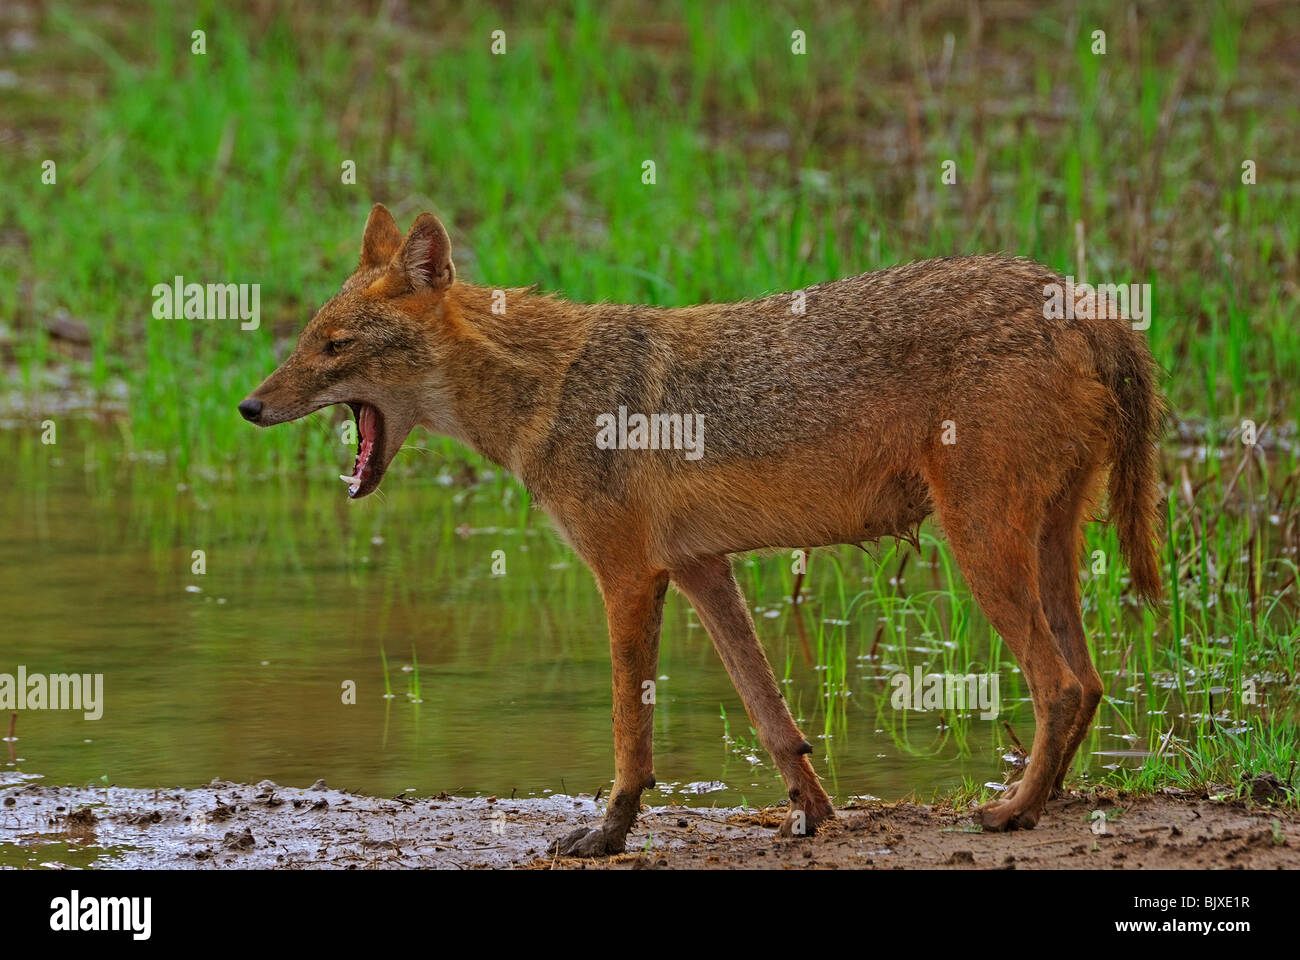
[237, 397, 263, 423]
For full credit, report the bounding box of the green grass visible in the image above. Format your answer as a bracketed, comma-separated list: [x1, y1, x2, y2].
[3, 0, 1297, 805]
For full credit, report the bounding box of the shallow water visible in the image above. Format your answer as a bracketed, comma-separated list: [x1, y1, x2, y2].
[0, 431, 1199, 809]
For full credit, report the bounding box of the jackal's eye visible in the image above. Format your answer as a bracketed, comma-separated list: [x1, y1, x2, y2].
[325, 338, 352, 356]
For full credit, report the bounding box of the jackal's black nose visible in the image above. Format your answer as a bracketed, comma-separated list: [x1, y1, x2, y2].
[238, 397, 263, 422]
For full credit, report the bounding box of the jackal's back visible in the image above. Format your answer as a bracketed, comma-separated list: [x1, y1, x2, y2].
[541, 255, 1072, 477]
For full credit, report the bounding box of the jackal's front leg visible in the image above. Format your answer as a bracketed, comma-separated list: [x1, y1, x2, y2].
[672, 555, 834, 837]
[549, 569, 668, 858]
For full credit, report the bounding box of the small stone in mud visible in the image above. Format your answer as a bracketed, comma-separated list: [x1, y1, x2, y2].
[677, 818, 688, 828]
[948, 850, 974, 865]
[3, 797, 14, 806]
[224, 828, 256, 850]
[310, 798, 328, 811]
[1242, 772, 1289, 802]
[64, 806, 98, 826]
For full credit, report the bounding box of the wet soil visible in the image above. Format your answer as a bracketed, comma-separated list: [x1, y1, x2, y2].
[2, 779, 1296, 869]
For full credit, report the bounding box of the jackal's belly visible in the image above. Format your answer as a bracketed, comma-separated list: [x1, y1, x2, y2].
[659, 467, 933, 560]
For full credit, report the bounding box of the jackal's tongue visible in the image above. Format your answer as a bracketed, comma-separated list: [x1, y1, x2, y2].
[358, 403, 376, 441]
[339, 404, 377, 495]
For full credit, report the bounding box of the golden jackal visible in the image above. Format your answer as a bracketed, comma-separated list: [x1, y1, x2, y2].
[240, 205, 1164, 855]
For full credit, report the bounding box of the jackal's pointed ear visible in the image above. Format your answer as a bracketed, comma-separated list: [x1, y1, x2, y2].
[360, 203, 403, 270]
[392, 213, 455, 292]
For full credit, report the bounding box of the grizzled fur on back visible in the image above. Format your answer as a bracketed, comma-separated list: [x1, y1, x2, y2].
[545, 256, 1062, 472]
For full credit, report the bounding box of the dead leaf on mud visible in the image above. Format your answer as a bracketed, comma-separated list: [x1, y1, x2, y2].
[725, 806, 786, 828]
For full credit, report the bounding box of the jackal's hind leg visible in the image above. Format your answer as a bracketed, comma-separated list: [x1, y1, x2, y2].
[1037, 466, 1106, 797]
[932, 490, 1081, 831]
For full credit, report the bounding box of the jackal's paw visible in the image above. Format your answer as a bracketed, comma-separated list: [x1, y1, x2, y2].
[548, 825, 625, 858]
[975, 797, 1041, 832]
[778, 800, 835, 838]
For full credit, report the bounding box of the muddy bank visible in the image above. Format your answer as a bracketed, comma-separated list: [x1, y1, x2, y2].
[1, 778, 1296, 869]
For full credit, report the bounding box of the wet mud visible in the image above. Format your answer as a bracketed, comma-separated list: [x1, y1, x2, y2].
[2, 779, 1296, 869]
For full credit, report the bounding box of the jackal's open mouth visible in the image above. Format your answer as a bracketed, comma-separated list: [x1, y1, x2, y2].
[340, 402, 386, 499]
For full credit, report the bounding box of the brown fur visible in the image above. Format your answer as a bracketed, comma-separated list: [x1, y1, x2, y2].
[242, 205, 1165, 852]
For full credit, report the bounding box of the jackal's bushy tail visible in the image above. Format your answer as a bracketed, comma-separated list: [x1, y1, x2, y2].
[1096, 325, 1166, 604]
